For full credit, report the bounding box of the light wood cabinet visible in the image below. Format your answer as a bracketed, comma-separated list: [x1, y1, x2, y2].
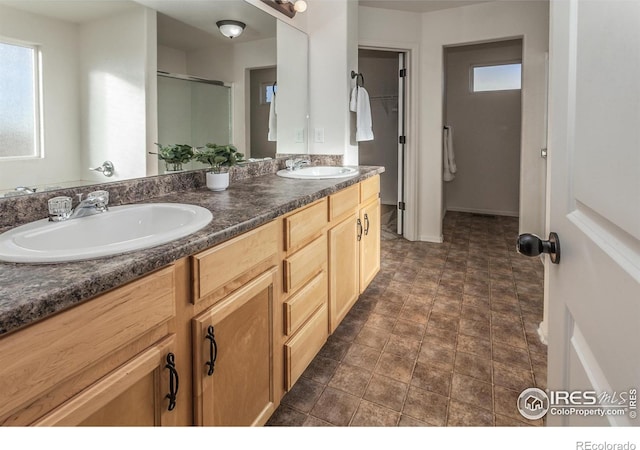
[0, 266, 179, 426]
[328, 213, 359, 332]
[359, 197, 381, 293]
[327, 176, 381, 332]
[192, 268, 278, 426]
[33, 334, 179, 426]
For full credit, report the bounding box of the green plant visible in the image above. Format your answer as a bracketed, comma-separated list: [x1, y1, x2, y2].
[194, 143, 244, 173]
[151, 143, 194, 164]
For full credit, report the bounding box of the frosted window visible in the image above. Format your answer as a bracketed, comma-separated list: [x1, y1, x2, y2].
[0, 41, 40, 158]
[264, 83, 276, 104]
[473, 63, 521, 92]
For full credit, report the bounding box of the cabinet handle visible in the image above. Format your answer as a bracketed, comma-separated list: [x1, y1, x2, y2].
[165, 353, 179, 412]
[205, 325, 218, 376]
[357, 218, 363, 241]
[364, 213, 370, 236]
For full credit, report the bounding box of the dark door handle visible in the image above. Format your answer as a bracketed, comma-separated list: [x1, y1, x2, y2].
[205, 325, 218, 376]
[357, 218, 363, 241]
[516, 232, 561, 264]
[165, 353, 179, 411]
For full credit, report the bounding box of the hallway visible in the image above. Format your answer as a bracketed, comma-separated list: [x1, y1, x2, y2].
[267, 212, 546, 426]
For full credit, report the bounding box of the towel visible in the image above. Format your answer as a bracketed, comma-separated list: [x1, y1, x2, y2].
[350, 86, 374, 141]
[268, 92, 277, 141]
[443, 126, 457, 181]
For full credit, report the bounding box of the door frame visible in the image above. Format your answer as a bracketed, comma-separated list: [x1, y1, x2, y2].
[359, 40, 419, 241]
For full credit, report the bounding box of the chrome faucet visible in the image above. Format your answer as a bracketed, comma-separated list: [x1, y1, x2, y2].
[15, 186, 37, 194]
[48, 190, 109, 222]
[285, 158, 311, 171]
[69, 192, 109, 219]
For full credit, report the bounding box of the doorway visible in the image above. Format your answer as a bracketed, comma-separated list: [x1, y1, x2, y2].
[443, 39, 523, 218]
[249, 67, 276, 159]
[357, 49, 406, 240]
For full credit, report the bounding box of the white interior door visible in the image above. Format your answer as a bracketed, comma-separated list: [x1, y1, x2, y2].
[397, 52, 406, 235]
[545, 0, 640, 426]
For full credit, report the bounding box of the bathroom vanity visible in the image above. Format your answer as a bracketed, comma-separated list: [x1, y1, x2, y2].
[0, 169, 382, 426]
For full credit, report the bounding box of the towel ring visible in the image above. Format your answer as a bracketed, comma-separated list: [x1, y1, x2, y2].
[350, 70, 364, 87]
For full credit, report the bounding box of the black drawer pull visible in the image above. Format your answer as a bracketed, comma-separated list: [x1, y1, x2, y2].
[165, 353, 179, 411]
[205, 325, 218, 376]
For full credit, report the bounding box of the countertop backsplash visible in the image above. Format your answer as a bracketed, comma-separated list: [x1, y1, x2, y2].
[0, 155, 344, 230]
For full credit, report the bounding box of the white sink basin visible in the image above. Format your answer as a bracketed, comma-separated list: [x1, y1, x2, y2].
[0, 203, 213, 263]
[277, 166, 359, 179]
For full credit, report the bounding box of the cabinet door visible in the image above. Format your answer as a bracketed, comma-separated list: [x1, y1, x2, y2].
[328, 213, 359, 332]
[359, 198, 381, 293]
[33, 335, 179, 426]
[193, 268, 278, 427]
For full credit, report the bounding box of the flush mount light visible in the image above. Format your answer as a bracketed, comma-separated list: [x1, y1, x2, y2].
[260, 0, 307, 18]
[216, 20, 246, 39]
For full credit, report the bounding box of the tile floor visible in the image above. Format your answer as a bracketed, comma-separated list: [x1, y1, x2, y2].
[267, 211, 547, 427]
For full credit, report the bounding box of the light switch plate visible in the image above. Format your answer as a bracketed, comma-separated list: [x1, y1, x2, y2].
[314, 128, 324, 143]
[295, 128, 304, 143]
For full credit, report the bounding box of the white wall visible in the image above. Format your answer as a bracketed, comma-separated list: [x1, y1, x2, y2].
[0, 4, 81, 192]
[307, 0, 358, 163]
[80, 5, 152, 182]
[158, 45, 187, 74]
[420, 1, 549, 240]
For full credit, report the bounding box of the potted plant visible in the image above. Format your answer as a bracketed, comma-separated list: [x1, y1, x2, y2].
[194, 143, 244, 191]
[151, 143, 194, 172]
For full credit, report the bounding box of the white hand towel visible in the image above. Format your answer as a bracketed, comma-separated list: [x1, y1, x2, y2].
[350, 86, 374, 142]
[443, 126, 456, 182]
[268, 93, 277, 141]
[445, 125, 456, 174]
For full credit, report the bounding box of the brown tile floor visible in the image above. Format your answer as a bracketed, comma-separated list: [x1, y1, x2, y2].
[267, 211, 547, 427]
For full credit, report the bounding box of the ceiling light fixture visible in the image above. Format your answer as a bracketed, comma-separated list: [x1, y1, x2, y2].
[260, 0, 308, 18]
[216, 20, 246, 39]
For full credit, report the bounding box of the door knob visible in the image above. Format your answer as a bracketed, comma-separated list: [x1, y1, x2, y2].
[516, 232, 561, 264]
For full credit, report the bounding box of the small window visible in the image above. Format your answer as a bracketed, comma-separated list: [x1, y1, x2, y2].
[262, 82, 277, 104]
[472, 63, 521, 92]
[0, 40, 41, 159]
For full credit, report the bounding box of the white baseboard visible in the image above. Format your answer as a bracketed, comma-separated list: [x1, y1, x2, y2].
[419, 234, 444, 243]
[445, 206, 519, 217]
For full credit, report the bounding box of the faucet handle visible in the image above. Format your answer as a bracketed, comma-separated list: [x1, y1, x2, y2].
[48, 196, 72, 222]
[87, 190, 109, 205]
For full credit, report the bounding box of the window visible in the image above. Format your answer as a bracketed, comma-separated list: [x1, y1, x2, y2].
[0, 40, 41, 159]
[472, 63, 521, 92]
[262, 82, 277, 104]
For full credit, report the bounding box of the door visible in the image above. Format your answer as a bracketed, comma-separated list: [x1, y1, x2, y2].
[397, 52, 407, 235]
[33, 335, 179, 426]
[328, 213, 359, 332]
[192, 268, 278, 427]
[359, 198, 381, 293]
[545, 0, 640, 426]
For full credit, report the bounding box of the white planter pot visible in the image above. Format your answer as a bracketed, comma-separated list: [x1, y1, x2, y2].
[206, 171, 230, 191]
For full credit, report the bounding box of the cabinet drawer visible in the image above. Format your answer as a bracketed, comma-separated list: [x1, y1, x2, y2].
[360, 175, 380, 204]
[283, 234, 327, 293]
[284, 199, 328, 252]
[192, 221, 278, 303]
[284, 304, 328, 390]
[328, 184, 359, 222]
[0, 266, 175, 419]
[284, 271, 327, 336]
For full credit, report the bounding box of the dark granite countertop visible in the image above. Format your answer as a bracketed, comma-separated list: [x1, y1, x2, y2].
[0, 166, 384, 336]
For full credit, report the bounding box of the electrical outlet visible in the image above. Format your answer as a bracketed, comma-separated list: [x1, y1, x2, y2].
[314, 128, 324, 143]
[295, 128, 304, 143]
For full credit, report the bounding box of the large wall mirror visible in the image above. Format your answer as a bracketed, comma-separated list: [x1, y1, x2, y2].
[0, 0, 309, 195]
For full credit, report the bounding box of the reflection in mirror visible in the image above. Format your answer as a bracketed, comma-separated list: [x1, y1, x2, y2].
[0, 0, 308, 198]
[157, 75, 231, 174]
